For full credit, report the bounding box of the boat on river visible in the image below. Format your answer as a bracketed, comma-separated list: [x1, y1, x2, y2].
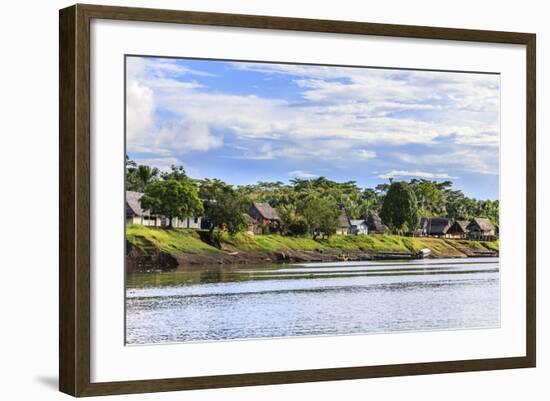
[374, 248, 431, 260]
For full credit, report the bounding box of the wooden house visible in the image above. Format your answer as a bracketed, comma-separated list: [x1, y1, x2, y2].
[447, 220, 470, 239]
[467, 218, 496, 240]
[242, 213, 257, 235]
[248, 202, 281, 234]
[350, 219, 368, 235]
[366, 212, 389, 234]
[336, 211, 351, 235]
[419, 217, 452, 237]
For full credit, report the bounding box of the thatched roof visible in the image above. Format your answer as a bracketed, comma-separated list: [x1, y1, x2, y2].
[251, 202, 280, 220]
[421, 217, 451, 235]
[350, 219, 367, 227]
[126, 190, 148, 217]
[448, 220, 470, 233]
[367, 212, 389, 233]
[338, 211, 350, 228]
[242, 213, 255, 224]
[469, 218, 495, 232]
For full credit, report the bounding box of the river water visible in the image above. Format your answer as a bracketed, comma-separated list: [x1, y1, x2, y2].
[125, 257, 499, 345]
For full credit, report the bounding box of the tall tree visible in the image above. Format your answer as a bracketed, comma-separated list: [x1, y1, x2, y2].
[126, 156, 159, 192]
[140, 179, 203, 228]
[409, 179, 446, 216]
[199, 179, 248, 235]
[380, 181, 419, 233]
[161, 165, 189, 182]
[298, 195, 340, 238]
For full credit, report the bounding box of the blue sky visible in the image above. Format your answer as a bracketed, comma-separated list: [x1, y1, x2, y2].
[126, 56, 500, 200]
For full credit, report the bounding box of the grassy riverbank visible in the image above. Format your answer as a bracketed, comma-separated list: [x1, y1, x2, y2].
[126, 225, 499, 271]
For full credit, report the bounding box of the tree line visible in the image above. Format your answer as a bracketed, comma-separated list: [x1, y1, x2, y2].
[126, 156, 499, 237]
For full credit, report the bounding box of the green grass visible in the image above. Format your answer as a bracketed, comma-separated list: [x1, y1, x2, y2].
[321, 234, 412, 252]
[411, 238, 465, 257]
[126, 224, 221, 254]
[482, 240, 500, 252]
[322, 235, 492, 257]
[221, 232, 327, 252]
[126, 225, 499, 257]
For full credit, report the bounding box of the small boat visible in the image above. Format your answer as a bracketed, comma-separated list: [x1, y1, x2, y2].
[374, 248, 431, 260]
[417, 248, 431, 259]
[375, 251, 415, 260]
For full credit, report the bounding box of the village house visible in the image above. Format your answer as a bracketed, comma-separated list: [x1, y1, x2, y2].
[447, 220, 470, 239]
[366, 212, 389, 234]
[170, 216, 202, 229]
[336, 211, 351, 235]
[126, 190, 164, 227]
[125, 191, 202, 228]
[349, 219, 368, 235]
[242, 213, 257, 235]
[248, 202, 281, 234]
[419, 217, 452, 237]
[467, 218, 496, 240]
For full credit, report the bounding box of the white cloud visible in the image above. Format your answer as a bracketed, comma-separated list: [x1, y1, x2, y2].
[377, 170, 458, 180]
[288, 170, 319, 179]
[126, 58, 223, 156]
[127, 56, 216, 78]
[126, 80, 154, 141]
[358, 149, 377, 160]
[232, 144, 275, 160]
[393, 148, 498, 176]
[126, 57, 499, 178]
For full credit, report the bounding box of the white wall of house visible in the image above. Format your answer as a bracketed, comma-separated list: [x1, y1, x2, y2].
[127, 215, 202, 228]
[171, 216, 202, 229]
[126, 216, 163, 227]
[350, 221, 368, 235]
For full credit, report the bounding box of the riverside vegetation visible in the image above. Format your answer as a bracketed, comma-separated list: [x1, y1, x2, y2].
[125, 158, 500, 272]
[126, 224, 499, 272]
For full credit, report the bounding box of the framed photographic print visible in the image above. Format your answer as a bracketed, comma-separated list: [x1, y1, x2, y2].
[59, 4, 536, 397]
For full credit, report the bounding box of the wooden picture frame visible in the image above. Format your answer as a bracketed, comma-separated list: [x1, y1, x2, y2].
[59, 3, 536, 397]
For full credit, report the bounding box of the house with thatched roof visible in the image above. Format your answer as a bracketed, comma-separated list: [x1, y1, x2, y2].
[125, 190, 202, 228]
[242, 213, 257, 235]
[336, 210, 351, 235]
[467, 218, 496, 239]
[126, 190, 163, 227]
[447, 220, 470, 239]
[419, 217, 452, 237]
[248, 202, 281, 234]
[366, 212, 389, 234]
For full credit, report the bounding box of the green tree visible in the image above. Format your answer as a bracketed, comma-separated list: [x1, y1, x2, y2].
[409, 179, 446, 217]
[276, 204, 297, 234]
[445, 190, 476, 220]
[380, 181, 419, 233]
[161, 165, 189, 182]
[475, 199, 499, 226]
[126, 156, 160, 192]
[199, 179, 248, 235]
[298, 195, 340, 238]
[140, 179, 203, 228]
[287, 216, 310, 236]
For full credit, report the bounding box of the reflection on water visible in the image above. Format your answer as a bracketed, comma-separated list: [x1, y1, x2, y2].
[126, 258, 500, 344]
